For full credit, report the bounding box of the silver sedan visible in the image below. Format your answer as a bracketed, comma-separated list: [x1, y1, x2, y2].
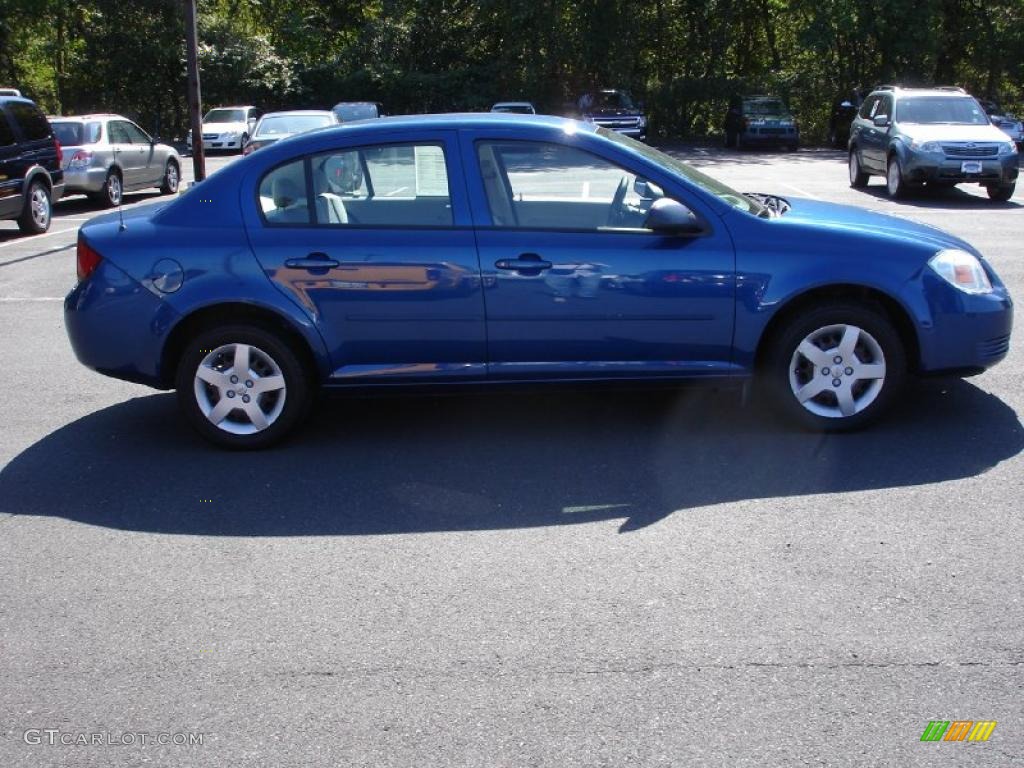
[50, 114, 181, 207]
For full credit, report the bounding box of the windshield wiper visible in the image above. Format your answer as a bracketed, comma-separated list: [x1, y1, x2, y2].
[744, 192, 791, 218]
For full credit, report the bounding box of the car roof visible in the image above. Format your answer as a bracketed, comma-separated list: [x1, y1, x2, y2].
[873, 86, 971, 99]
[328, 112, 585, 133]
[208, 105, 257, 111]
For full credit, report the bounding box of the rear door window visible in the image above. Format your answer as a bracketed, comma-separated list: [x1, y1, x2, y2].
[6, 101, 51, 141]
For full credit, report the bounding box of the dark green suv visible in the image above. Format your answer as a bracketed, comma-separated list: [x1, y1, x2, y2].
[848, 86, 1018, 201]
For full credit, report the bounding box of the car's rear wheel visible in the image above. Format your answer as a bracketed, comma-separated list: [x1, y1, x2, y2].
[93, 170, 122, 208]
[765, 303, 906, 432]
[848, 149, 868, 187]
[160, 159, 179, 194]
[986, 182, 1015, 202]
[886, 155, 907, 198]
[175, 325, 312, 449]
[17, 180, 51, 234]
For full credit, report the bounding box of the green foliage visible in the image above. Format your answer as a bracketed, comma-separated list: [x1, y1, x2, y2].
[1, 0, 1021, 141]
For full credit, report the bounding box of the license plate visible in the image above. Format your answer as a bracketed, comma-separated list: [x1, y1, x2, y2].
[961, 161, 982, 174]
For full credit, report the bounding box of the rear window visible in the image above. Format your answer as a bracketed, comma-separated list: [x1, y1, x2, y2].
[255, 114, 333, 138]
[332, 103, 380, 122]
[6, 101, 51, 141]
[51, 121, 102, 145]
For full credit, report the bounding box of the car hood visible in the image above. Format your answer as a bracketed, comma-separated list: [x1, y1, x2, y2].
[896, 123, 1009, 143]
[776, 197, 976, 253]
[202, 122, 245, 133]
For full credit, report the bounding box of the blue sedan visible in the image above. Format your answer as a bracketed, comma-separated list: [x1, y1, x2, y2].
[65, 114, 1013, 448]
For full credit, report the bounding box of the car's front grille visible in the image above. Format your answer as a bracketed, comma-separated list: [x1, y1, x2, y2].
[593, 118, 640, 129]
[943, 144, 999, 157]
[202, 133, 218, 140]
[978, 334, 1011, 361]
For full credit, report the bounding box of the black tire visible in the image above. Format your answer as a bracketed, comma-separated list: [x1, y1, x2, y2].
[885, 154, 907, 199]
[762, 302, 907, 432]
[160, 159, 180, 194]
[986, 182, 1015, 202]
[175, 324, 314, 449]
[238, 133, 248, 154]
[16, 179, 51, 234]
[95, 170, 122, 208]
[848, 148, 868, 188]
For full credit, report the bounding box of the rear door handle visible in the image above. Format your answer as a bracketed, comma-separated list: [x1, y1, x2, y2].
[285, 253, 340, 270]
[495, 253, 552, 272]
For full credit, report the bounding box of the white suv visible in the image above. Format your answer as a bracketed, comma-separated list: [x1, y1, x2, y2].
[187, 106, 260, 153]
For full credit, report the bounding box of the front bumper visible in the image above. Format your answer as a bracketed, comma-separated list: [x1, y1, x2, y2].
[65, 259, 178, 388]
[62, 166, 109, 195]
[903, 152, 1018, 185]
[912, 273, 1013, 375]
[741, 128, 799, 145]
[187, 136, 243, 151]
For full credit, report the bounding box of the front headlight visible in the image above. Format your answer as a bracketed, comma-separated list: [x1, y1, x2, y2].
[998, 141, 1018, 155]
[928, 249, 993, 294]
[910, 139, 942, 153]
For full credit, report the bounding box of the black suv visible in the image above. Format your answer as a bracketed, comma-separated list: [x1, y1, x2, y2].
[0, 96, 64, 234]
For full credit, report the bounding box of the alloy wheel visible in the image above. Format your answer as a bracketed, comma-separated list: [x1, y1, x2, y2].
[30, 186, 50, 229]
[193, 343, 287, 435]
[107, 174, 122, 206]
[788, 324, 886, 418]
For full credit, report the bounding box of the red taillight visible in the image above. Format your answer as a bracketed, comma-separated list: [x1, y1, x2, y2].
[54, 137, 63, 165]
[76, 237, 102, 282]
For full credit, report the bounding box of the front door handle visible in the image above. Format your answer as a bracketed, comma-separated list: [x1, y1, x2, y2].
[285, 253, 340, 270]
[495, 253, 552, 273]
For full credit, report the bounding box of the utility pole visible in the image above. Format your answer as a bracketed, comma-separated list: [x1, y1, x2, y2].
[183, 0, 205, 182]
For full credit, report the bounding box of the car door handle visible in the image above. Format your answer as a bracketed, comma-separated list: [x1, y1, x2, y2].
[495, 254, 552, 272]
[285, 254, 340, 270]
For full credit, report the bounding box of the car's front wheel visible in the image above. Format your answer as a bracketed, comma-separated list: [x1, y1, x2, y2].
[765, 303, 906, 432]
[175, 325, 313, 449]
[886, 155, 907, 198]
[848, 149, 868, 188]
[986, 182, 1015, 202]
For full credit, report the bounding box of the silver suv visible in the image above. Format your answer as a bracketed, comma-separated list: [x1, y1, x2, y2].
[848, 86, 1018, 201]
[50, 114, 181, 207]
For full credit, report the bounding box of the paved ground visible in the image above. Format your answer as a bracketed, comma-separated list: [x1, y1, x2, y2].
[0, 146, 1022, 767]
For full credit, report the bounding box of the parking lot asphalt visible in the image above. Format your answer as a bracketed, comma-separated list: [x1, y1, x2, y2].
[1, 146, 1022, 767]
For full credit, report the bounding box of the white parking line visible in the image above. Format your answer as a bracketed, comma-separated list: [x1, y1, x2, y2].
[0, 296, 65, 302]
[0, 227, 78, 249]
[781, 182, 819, 199]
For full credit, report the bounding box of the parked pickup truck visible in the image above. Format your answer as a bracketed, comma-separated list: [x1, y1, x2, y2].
[577, 89, 647, 141]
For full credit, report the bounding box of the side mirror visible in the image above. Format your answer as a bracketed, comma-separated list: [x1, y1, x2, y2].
[873, 114, 890, 128]
[644, 198, 703, 235]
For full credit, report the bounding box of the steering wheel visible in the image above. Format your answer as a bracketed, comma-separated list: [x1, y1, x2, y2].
[606, 175, 630, 227]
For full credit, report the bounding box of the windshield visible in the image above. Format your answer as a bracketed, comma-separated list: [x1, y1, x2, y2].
[599, 128, 763, 215]
[51, 121, 102, 145]
[333, 103, 380, 122]
[204, 108, 245, 123]
[744, 99, 787, 116]
[896, 97, 989, 125]
[593, 91, 635, 110]
[255, 114, 333, 138]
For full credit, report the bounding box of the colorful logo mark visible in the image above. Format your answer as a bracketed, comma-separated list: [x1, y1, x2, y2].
[920, 721, 997, 742]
